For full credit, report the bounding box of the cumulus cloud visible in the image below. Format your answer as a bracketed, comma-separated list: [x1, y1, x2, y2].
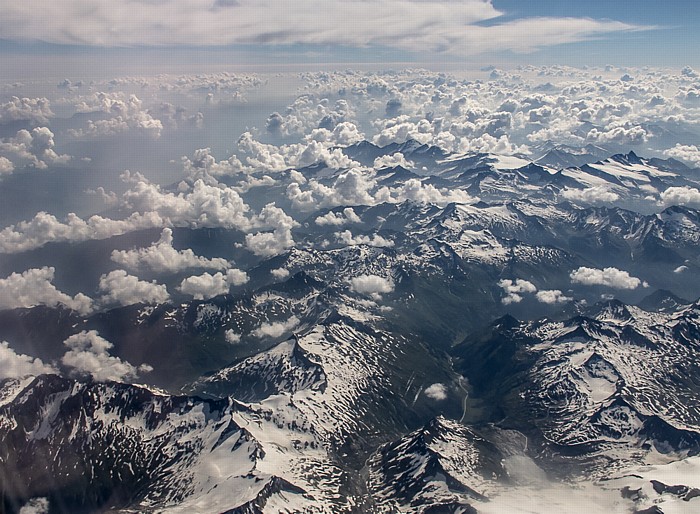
[98, 270, 170, 307]
[659, 186, 700, 208]
[315, 207, 362, 226]
[181, 147, 244, 178]
[587, 124, 647, 146]
[270, 267, 290, 280]
[570, 266, 642, 289]
[0, 2, 646, 57]
[536, 289, 573, 304]
[0, 127, 71, 171]
[0, 267, 93, 314]
[61, 330, 151, 382]
[235, 132, 358, 174]
[349, 275, 395, 299]
[424, 383, 448, 401]
[178, 269, 248, 300]
[111, 228, 229, 274]
[0, 210, 164, 254]
[336, 230, 394, 248]
[0, 96, 53, 125]
[663, 144, 700, 168]
[498, 278, 537, 305]
[373, 152, 413, 170]
[561, 186, 620, 205]
[225, 329, 241, 344]
[0, 156, 14, 175]
[245, 203, 298, 257]
[0, 342, 57, 379]
[69, 93, 163, 139]
[251, 316, 300, 339]
[18, 497, 50, 514]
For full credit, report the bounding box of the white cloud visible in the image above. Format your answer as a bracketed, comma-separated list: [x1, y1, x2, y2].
[0, 211, 164, 254]
[561, 186, 620, 205]
[373, 152, 413, 170]
[0, 2, 645, 56]
[349, 275, 395, 298]
[18, 497, 50, 514]
[424, 383, 448, 401]
[0, 127, 71, 171]
[0, 175, 255, 254]
[0, 156, 14, 175]
[181, 147, 244, 178]
[98, 270, 170, 307]
[178, 269, 248, 300]
[251, 316, 300, 339]
[660, 186, 700, 208]
[536, 289, 573, 304]
[0, 342, 57, 379]
[0, 96, 53, 125]
[663, 144, 700, 168]
[225, 329, 241, 344]
[674, 265, 688, 274]
[111, 228, 229, 274]
[570, 266, 642, 290]
[61, 330, 151, 382]
[586, 124, 647, 146]
[123, 177, 251, 230]
[315, 207, 362, 226]
[498, 278, 537, 305]
[69, 93, 163, 139]
[0, 267, 93, 314]
[271, 267, 290, 280]
[336, 230, 394, 248]
[245, 203, 298, 257]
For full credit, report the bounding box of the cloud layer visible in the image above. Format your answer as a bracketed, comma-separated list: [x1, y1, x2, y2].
[0, 1, 645, 56]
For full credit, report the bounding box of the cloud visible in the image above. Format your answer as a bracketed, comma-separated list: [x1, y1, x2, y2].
[498, 278, 537, 305]
[69, 93, 163, 139]
[570, 266, 642, 290]
[674, 265, 688, 274]
[270, 267, 290, 280]
[315, 207, 362, 226]
[251, 316, 300, 339]
[0, 2, 646, 57]
[0, 267, 93, 314]
[245, 203, 298, 257]
[178, 269, 248, 300]
[61, 330, 151, 382]
[373, 152, 413, 170]
[0, 156, 13, 175]
[98, 270, 170, 307]
[561, 186, 620, 205]
[424, 383, 448, 401]
[0, 210, 164, 254]
[111, 228, 229, 274]
[536, 289, 573, 304]
[0, 96, 53, 125]
[225, 329, 241, 344]
[0, 342, 57, 379]
[182, 147, 243, 178]
[336, 230, 394, 248]
[18, 498, 50, 514]
[0, 127, 71, 171]
[663, 144, 700, 168]
[659, 186, 700, 208]
[349, 275, 395, 298]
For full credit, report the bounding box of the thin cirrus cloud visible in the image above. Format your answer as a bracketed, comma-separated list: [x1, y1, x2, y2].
[0, 1, 648, 56]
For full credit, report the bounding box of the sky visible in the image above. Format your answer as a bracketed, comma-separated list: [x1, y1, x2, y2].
[0, 0, 697, 75]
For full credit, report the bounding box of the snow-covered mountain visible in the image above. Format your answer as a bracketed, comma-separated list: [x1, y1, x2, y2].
[2, 141, 700, 513]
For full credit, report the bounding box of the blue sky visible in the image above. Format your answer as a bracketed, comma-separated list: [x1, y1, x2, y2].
[0, 0, 696, 71]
